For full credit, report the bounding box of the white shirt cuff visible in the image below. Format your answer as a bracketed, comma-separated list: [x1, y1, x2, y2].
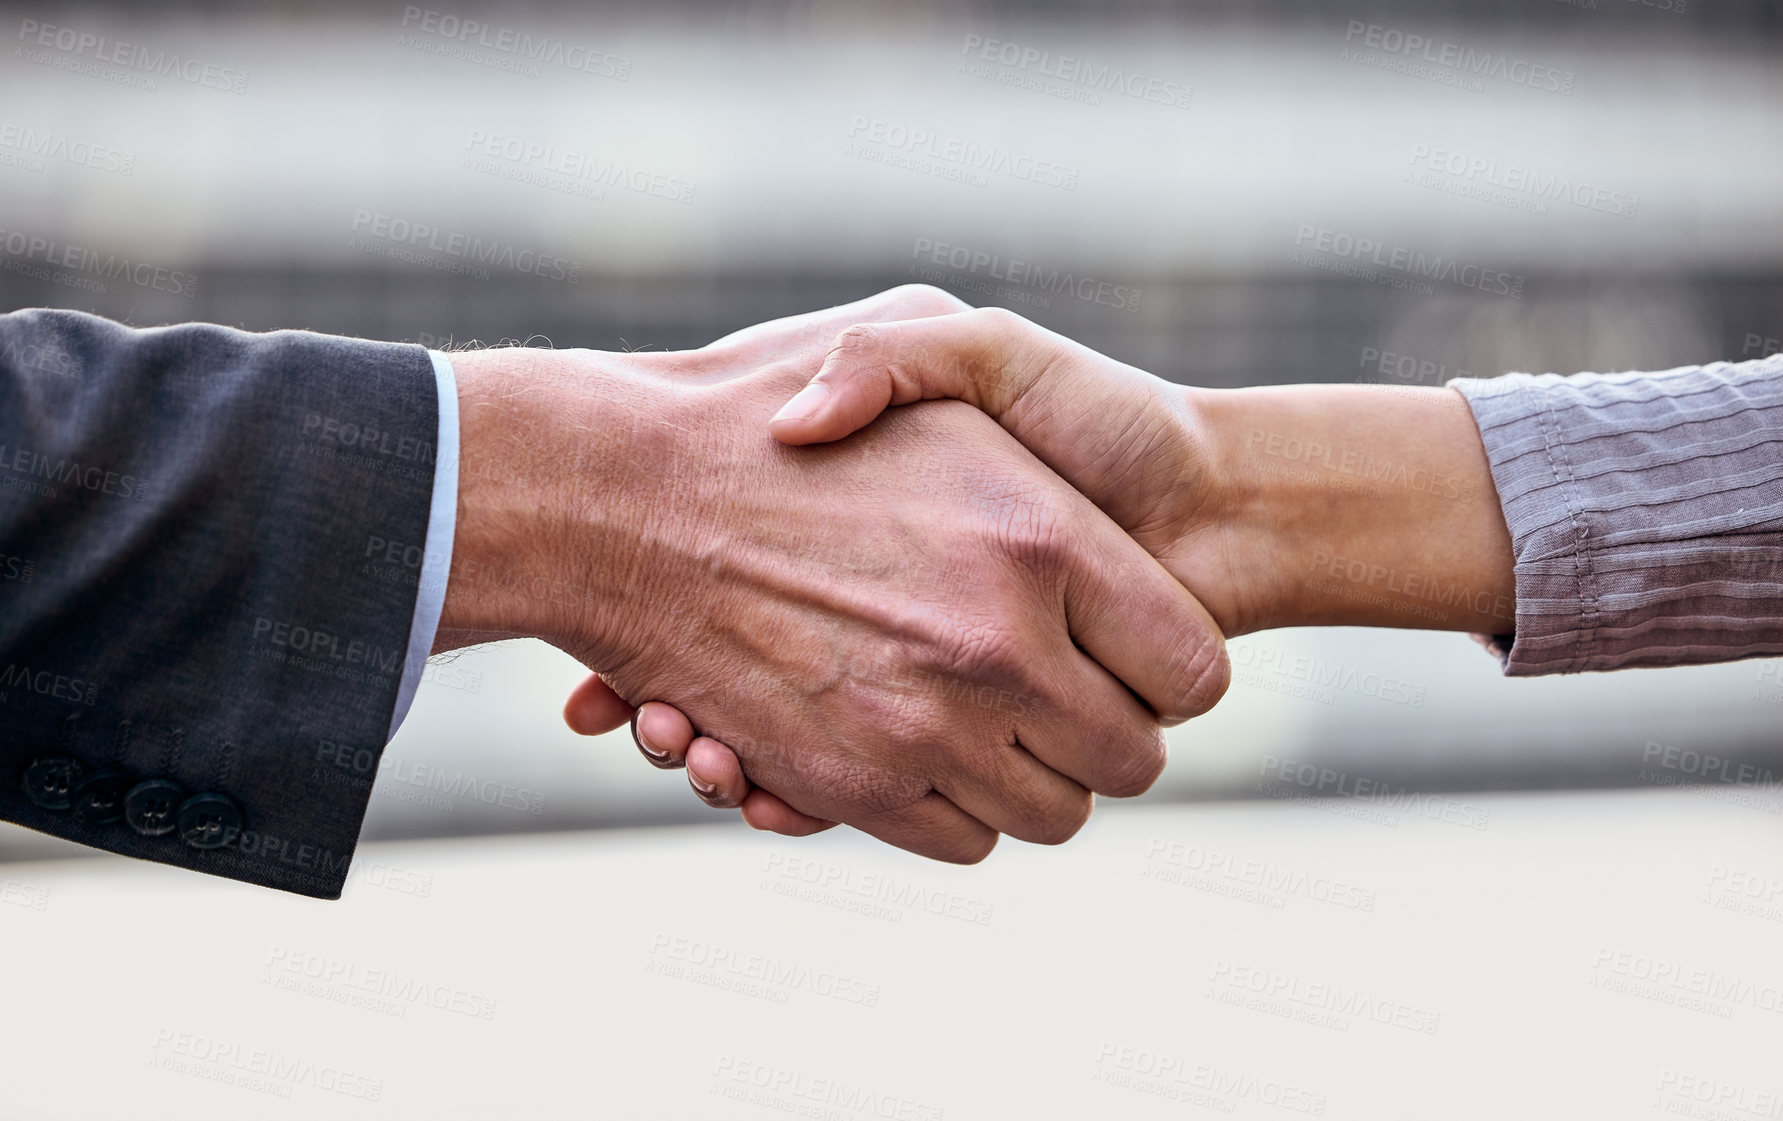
[387, 349, 460, 740]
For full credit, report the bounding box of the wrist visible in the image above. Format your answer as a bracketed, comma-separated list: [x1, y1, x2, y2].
[1191, 383, 1516, 634]
[1185, 385, 1310, 635]
[433, 347, 653, 661]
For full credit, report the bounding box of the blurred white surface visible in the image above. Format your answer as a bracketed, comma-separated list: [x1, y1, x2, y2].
[3, 785, 1780, 1119]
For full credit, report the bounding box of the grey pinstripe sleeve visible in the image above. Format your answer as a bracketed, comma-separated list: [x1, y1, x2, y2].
[1449, 353, 1783, 675]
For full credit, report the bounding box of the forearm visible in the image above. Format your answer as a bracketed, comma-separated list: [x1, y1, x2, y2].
[1195, 384, 1517, 635]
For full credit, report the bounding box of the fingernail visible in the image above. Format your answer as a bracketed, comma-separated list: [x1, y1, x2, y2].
[771, 382, 830, 424]
[689, 771, 723, 803]
[631, 711, 672, 766]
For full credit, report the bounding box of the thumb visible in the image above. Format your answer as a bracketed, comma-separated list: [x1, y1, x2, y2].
[562, 672, 636, 736]
[767, 308, 1049, 445]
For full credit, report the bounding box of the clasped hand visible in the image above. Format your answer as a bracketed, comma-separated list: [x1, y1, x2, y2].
[442, 285, 1230, 863]
[539, 284, 1512, 856]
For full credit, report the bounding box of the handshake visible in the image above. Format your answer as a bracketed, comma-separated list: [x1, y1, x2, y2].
[435, 285, 1517, 861]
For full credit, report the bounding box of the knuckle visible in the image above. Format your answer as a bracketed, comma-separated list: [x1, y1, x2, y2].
[1027, 794, 1093, 846]
[824, 323, 889, 374]
[936, 830, 998, 865]
[994, 495, 1077, 578]
[934, 615, 1026, 685]
[1165, 635, 1232, 721]
[829, 321, 884, 355]
[886, 283, 969, 317]
[805, 750, 928, 817]
[1098, 730, 1168, 798]
[971, 306, 1024, 336]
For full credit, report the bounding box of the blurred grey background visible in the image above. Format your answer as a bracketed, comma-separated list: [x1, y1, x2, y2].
[2, 0, 1779, 860]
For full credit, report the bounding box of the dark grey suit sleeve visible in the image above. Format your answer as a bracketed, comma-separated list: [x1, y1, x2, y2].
[0, 309, 441, 898]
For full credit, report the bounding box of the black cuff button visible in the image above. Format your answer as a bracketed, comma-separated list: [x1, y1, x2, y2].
[124, 779, 186, 837]
[22, 757, 82, 812]
[70, 770, 133, 825]
[177, 793, 243, 851]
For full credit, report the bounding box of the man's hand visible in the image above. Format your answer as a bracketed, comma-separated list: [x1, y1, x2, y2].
[646, 304, 1517, 833]
[438, 287, 1230, 861]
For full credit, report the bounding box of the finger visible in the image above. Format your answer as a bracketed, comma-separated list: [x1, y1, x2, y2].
[704, 283, 969, 358]
[849, 790, 1000, 865]
[631, 701, 696, 770]
[668, 727, 839, 833]
[931, 739, 1093, 846]
[1019, 641, 1177, 798]
[562, 673, 636, 735]
[739, 789, 837, 837]
[768, 310, 1183, 535]
[1062, 510, 1232, 725]
[686, 737, 750, 809]
[769, 307, 1053, 445]
[714, 727, 999, 864]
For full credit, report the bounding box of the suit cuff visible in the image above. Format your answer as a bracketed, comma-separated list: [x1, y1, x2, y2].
[388, 350, 460, 739]
[1450, 355, 1783, 675]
